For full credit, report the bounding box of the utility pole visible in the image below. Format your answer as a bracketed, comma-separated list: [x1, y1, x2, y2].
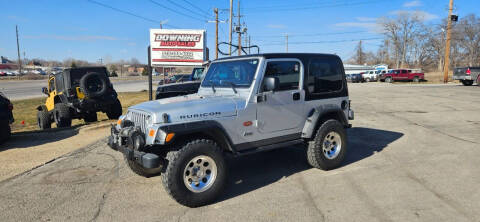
[229, 0, 233, 56]
[248, 35, 251, 54]
[208, 8, 225, 59]
[16, 25, 22, 75]
[237, 0, 242, 56]
[443, 0, 454, 83]
[215, 8, 219, 59]
[285, 34, 288, 53]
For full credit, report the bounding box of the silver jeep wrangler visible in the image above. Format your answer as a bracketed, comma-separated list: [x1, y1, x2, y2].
[108, 53, 354, 207]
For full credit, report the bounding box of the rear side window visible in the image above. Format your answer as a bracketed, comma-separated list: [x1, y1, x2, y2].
[264, 61, 300, 91]
[307, 57, 343, 93]
[402, 70, 407, 74]
[55, 73, 64, 92]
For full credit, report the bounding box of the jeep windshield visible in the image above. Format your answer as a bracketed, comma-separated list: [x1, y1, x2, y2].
[201, 59, 259, 88]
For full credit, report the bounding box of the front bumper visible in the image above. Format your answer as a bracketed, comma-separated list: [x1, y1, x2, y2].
[107, 125, 162, 169]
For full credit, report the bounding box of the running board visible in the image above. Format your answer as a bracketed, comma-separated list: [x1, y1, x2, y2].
[234, 139, 304, 156]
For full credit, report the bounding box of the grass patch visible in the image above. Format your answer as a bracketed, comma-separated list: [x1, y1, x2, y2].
[10, 91, 151, 133]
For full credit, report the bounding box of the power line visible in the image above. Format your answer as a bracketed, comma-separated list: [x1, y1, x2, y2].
[261, 37, 383, 46]
[252, 31, 374, 38]
[180, 0, 211, 17]
[148, 0, 206, 22]
[164, 0, 212, 20]
[86, 0, 178, 28]
[244, 0, 389, 14]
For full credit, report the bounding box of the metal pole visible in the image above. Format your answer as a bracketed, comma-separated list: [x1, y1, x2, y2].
[443, 0, 454, 84]
[237, 0, 241, 56]
[214, 8, 219, 59]
[16, 25, 22, 75]
[148, 46, 152, 100]
[285, 34, 288, 53]
[248, 35, 251, 54]
[229, 0, 233, 56]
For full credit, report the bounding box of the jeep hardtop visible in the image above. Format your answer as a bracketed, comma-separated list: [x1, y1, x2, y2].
[37, 66, 122, 129]
[108, 53, 354, 207]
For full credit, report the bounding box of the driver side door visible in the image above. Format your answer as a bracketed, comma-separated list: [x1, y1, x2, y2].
[256, 59, 305, 136]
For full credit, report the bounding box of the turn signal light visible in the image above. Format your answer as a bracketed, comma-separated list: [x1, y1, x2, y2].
[165, 133, 175, 142]
[117, 119, 122, 125]
[149, 129, 155, 137]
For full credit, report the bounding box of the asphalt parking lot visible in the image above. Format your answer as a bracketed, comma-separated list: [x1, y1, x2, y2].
[0, 83, 479, 222]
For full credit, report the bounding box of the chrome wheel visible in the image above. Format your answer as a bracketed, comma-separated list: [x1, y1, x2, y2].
[322, 131, 342, 159]
[183, 155, 217, 193]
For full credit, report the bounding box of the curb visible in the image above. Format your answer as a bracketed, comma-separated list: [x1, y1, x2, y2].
[12, 121, 113, 136]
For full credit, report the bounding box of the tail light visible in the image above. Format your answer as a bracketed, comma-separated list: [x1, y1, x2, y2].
[8, 103, 13, 111]
[466, 68, 471, 75]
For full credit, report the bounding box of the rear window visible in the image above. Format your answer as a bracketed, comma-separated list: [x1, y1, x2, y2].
[70, 68, 108, 86]
[307, 57, 343, 93]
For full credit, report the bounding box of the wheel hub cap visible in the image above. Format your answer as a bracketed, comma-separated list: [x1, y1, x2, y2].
[183, 155, 217, 193]
[322, 132, 342, 159]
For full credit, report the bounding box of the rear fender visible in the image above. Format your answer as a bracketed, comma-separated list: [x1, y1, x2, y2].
[301, 106, 348, 139]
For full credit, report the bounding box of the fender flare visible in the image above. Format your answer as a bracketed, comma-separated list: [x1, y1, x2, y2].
[159, 120, 236, 153]
[301, 105, 348, 139]
[36, 105, 48, 112]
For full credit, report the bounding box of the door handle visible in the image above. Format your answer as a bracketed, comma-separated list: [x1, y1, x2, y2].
[292, 92, 300, 101]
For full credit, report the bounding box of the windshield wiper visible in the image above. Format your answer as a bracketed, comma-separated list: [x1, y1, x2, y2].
[209, 80, 216, 93]
[223, 81, 238, 94]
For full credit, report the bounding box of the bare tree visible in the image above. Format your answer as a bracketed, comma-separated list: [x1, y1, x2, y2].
[456, 14, 480, 66]
[351, 40, 366, 65]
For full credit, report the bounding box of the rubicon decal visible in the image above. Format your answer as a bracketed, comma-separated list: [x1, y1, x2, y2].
[179, 112, 221, 119]
[155, 34, 202, 47]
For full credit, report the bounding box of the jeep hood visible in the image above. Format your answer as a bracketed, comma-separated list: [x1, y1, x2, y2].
[128, 94, 241, 123]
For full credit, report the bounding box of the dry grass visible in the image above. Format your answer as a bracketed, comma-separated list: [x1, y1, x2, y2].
[424, 72, 454, 83]
[10, 91, 151, 133]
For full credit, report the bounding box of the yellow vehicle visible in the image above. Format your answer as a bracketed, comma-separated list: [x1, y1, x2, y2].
[36, 66, 122, 129]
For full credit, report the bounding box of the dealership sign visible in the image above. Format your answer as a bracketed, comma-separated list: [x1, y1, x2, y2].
[150, 29, 206, 66]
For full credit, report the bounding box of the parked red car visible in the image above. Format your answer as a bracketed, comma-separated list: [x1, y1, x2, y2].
[380, 69, 424, 83]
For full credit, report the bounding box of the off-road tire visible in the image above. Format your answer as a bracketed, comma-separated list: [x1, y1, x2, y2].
[307, 119, 347, 170]
[37, 110, 51, 130]
[54, 104, 72, 128]
[413, 77, 420, 83]
[386, 77, 393, 83]
[0, 120, 11, 145]
[83, 112, 98, 123]
[461, 80, 473, 86]
[365, 78, 371, 82]
[162, 139, 227, 207]
[106, 99, 122, 119]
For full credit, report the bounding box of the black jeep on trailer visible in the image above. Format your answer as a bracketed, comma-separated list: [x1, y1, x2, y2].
[37, 66, 122, 129]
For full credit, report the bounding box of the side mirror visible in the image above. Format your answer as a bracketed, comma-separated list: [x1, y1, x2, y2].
[42, 87, 49, 95]
[264, 77, 279, 92]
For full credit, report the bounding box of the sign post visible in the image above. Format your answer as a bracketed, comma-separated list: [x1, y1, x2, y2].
[147, 45, 152, 100]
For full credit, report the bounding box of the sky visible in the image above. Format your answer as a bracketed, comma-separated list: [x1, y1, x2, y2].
[0, 0, 478, 64]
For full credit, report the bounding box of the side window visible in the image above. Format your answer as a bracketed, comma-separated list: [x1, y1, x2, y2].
[263, 61, 300, 91]
[307, 57, 343, 93]
[402, 70, 407, 74]
[407, 70, 412, 73]
[192, 68, 204, 80]
[55, 74, 64, 92]
[48, 78, 55, 92]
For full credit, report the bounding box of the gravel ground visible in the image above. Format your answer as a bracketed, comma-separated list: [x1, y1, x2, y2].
[0, 83, 479, 222]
